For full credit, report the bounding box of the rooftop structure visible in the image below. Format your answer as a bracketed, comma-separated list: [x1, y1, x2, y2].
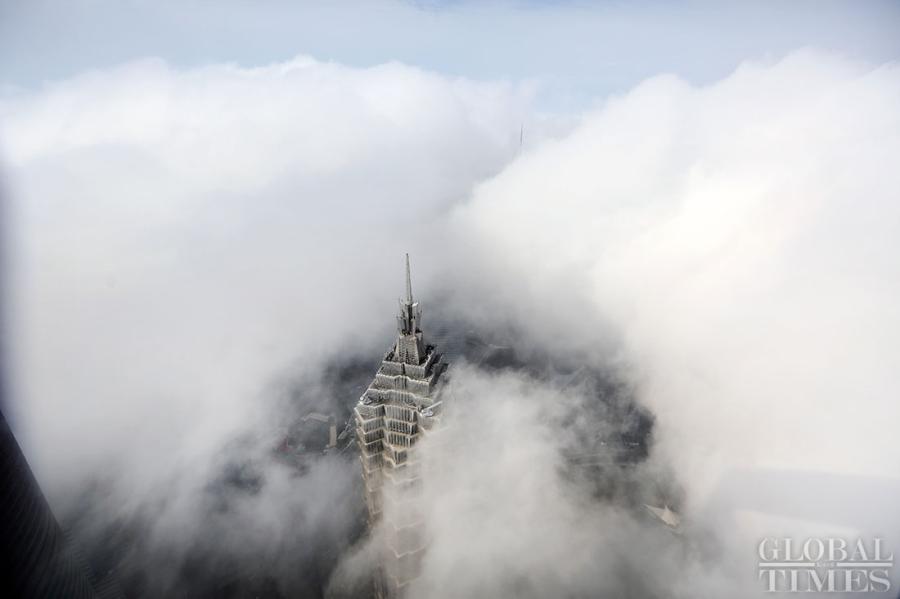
[354, 254, 448, 598]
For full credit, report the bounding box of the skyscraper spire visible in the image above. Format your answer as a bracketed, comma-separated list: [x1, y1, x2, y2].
[355, 254, 448, 598]
[405, 253, 413, 304]
[397, 253, 424, 362]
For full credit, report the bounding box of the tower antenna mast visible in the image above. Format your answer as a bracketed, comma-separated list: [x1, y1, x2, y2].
[405, 253, 413, 304]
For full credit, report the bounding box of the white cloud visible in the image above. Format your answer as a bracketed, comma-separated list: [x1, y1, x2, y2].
[4, 47, 900, 597]
[449, 49, 900, 594]
[0, 54, 534, 594]
[411, 365, 685, 599]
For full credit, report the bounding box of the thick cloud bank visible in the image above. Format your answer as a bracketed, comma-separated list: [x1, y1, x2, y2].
[1, 56, 533, 596]
[2, 49, 900, 597]
[450, 50, 900, 594]
[2, 55, 530, 494]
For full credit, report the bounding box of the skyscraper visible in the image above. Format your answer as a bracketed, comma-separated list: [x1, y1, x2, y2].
[354, 254, 448, 598]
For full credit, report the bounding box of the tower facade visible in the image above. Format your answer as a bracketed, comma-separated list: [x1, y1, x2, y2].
[354, 254, 447, 598]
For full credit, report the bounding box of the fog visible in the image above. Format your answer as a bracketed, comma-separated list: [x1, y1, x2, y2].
[442, 49, 900, 595]
[0, 56, 536, 596]
[2, 48, 899, 597]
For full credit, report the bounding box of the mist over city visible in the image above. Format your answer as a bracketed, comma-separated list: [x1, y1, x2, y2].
[1, 2, 899, 598]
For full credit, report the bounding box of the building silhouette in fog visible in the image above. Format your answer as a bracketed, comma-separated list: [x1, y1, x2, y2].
[354, 255, 447, 598]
